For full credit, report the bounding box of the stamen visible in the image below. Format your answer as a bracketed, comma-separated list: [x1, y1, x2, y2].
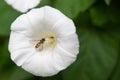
[34, 36, 56, 51]
[50, 36, 54, 39]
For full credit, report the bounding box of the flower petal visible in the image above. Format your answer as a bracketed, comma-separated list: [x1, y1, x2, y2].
[51, 44, 77, 70]
[9, 32, 35, 66]
[21, 40, 78, 77]
[43, 6, 66, 28]
[5, 0, 40, 13]
[53, 17, 76, 37]
[22, 51, 59, 77]
[26, 6, 66, 30]
[11, 14, 32, 35]
[57, 33, 79, 56]
[25, 7, 44, 33]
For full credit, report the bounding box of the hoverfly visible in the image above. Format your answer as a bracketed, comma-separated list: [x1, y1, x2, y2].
[35, 38, 45, 49]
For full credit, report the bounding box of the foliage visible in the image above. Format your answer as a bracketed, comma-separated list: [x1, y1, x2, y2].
[0, 0, 120, 80]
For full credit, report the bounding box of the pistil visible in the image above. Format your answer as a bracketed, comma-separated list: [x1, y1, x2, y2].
[34, 36, 56, 51]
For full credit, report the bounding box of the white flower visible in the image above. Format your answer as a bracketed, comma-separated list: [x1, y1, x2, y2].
[8, 6, 79, 77]
[5, 0, 41, 13]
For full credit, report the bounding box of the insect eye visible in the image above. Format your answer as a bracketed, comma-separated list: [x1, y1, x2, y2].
[42, 38, 45, 41]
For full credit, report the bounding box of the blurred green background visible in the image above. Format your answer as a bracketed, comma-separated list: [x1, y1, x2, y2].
[0, 0, 120, 80]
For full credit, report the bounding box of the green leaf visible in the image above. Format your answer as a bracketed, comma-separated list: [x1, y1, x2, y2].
[0, 0, 20, 36]
[108, 7, 120, 24]
[61, 26, 119, 80]
[53, 0, 96, 18]
[102, 23, 120, 40]
[40, 73, 62, 80]
[89, 2, 120, 27]
[0, 39, 9, 70]
[0, 66, 33, 80]
[9, 67, 33, 80]
[104, 0, 111, 5]
[89, 6, 109, 26]
[38, 0, 52, 7]
[111, 50, 120, 80]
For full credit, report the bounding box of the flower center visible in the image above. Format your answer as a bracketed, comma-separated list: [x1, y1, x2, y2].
[34, 36, 56, 51]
